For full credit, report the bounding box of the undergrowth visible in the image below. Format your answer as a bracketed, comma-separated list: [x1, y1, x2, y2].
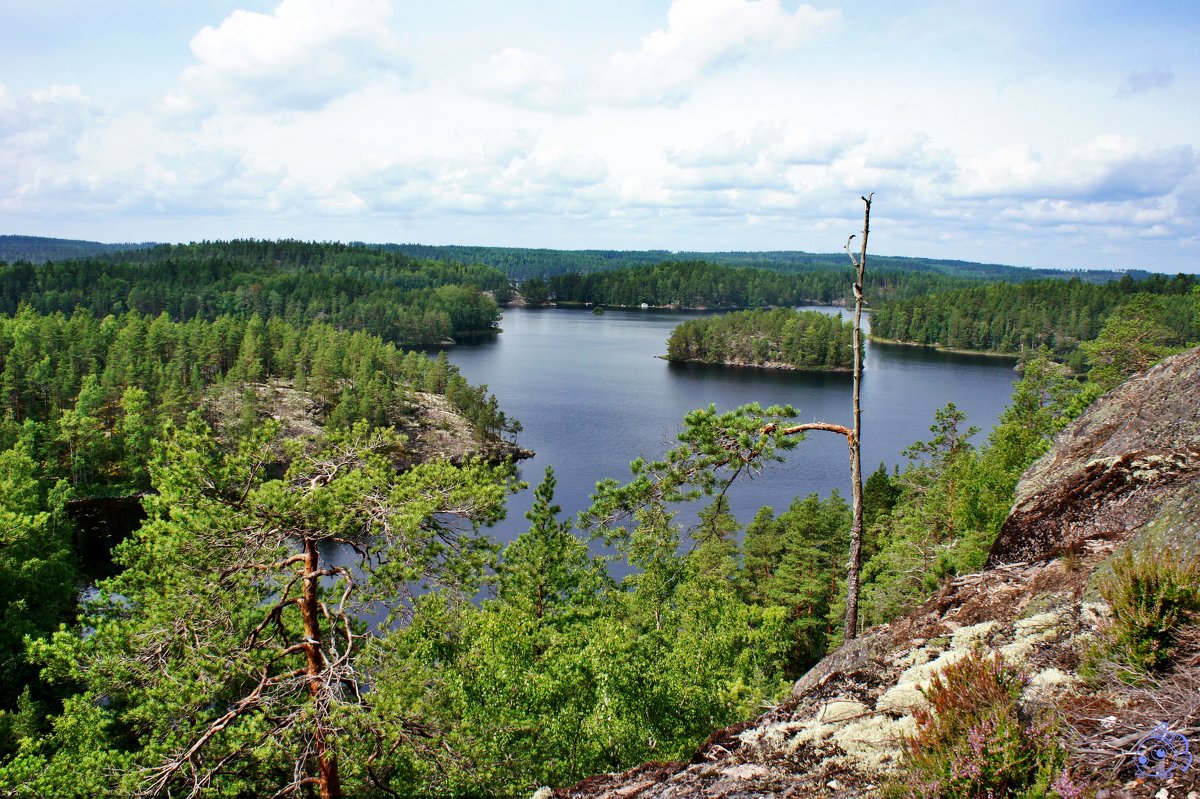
[1086, 543, 1200, 682]
[886, 649, 1087, 799]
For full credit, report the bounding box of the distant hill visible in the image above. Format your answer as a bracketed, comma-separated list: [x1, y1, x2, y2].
[0, 235, 156, 264]
[3, 235, 1147, 285]
[373, 243, 1147, 284]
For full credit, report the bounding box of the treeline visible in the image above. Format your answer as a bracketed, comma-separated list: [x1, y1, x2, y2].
[0, 240, 509, 347]
[385, 242, 1139, 285]
[0, 235, 155, 264]
[5, 237, 1143, 286]
[0, 306, 516, 494]
[871, 273, 1198, 361]
[534, 260, 985, 309]
[666, 308, 857, 371]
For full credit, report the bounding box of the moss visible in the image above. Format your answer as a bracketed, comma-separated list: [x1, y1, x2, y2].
[1019, 593, 1061, 620]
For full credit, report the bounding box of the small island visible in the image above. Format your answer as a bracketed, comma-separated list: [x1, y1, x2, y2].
[665, 308, 858, 371]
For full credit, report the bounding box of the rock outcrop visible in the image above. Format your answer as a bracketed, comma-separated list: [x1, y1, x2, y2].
[556, 346, 1200, 799]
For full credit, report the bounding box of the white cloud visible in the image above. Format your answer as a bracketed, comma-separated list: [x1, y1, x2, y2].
[166, 0, 405, 113]
[4, 2, 1198, 271]
[954, 136, 1195, 202]
[862, 132, 951, 172]
[770, 127, 861, 166]
[600, 0, 840, 105]
[0, 84, 103, 208]
[466, 48, 571, 110]
[996, 197, 1178, 229]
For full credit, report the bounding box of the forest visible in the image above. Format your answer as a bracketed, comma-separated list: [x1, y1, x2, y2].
[0, 236, 1197, 796]
[0, 240, 509, 348]
[382, 242, 1138, 285]
[0, 235, 156, 264]
[870, 272, 1198, 365]
[665, 308, 857, 370]
[530, 260, 989, 308]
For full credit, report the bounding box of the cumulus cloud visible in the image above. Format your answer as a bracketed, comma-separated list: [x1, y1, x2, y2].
[862, 131, 951, 172]
[466, 48, 571, 110]
[666, 130, 767, 167]
[338, 132, 610, 220]
[661, 126, 935, 200]
[770, 127, 860, 166]
[995, 197, 1178, 229]
[0, 84, 104, 207]
[601, 0, 840, 105]
[954, 136, 1195, 202]
[466, 1, 839, 112]
[166, 0, 406, 113]
[1117, 68, 1175, 97]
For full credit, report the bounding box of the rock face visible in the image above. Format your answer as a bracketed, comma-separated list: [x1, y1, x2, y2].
[989, 348, 1200, 565]
[555, 346, 1200, 799]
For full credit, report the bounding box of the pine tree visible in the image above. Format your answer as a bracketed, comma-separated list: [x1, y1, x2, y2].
[498, 467, 601, 621]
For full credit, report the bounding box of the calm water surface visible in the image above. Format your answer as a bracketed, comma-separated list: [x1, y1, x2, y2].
[443, 307, 1019, 542]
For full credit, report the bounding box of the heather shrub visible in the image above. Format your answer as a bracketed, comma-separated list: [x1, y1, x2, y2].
[886, 649, 1086, 799]
[1097, 544, 1200, 678]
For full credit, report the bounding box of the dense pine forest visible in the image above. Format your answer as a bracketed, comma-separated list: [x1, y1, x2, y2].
[0, 236, 1197, 796]
[383, 242, 1139, 284]
[871, 273, 1198, 365]
[665, 308, 857, 370]
[532, 260, 1021, 308]
[0, 235, 156, 264]
[0, 240, 508, 347]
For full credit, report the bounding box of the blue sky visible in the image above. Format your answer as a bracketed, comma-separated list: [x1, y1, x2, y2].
[2, 1, 1198, 271]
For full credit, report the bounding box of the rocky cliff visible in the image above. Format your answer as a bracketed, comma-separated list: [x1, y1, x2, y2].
[556, 346, 1200, 799]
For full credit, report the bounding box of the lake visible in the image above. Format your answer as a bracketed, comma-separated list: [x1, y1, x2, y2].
[441, 306, 1019, 542]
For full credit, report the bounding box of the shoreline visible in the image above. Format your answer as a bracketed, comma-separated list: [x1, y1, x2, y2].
[527, 300, 845, 312]
[867, 336, 1021, 360]
[657, 354, 853, 374]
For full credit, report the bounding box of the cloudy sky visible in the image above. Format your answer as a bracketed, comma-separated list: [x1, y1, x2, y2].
[2, 1, 1198, 271]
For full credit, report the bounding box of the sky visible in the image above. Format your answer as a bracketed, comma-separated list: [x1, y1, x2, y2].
[2, 0, 1198, 272]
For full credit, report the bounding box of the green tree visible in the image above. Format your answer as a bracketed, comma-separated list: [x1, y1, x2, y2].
[56, 373, 107, 486]
[520, 277, 550, 307]
[13, 418, 514, 798]
[118, 385, 154, 487]
[0, 443, 74, 727]
[1080, 294, 1186, 391]
[497, 467, 604, 620]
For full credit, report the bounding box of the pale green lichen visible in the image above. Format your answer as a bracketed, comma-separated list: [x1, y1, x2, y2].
[999, 608, 1068, 662]
[833, 714, 915, 774]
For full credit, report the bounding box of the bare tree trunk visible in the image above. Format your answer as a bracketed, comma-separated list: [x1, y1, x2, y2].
[843, 194, 872, 640]
[301, 537, 342, 799]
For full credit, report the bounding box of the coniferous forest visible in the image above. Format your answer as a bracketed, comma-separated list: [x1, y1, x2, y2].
[0, 239, 1196, 796]
[0, 240, 508, 348]
[665, 308, 857, 370]
[870, 273, 1197, 364]
[534, 260, 986, 308]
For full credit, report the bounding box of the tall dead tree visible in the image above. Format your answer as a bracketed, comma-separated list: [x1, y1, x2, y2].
[766, 193, 871, 639]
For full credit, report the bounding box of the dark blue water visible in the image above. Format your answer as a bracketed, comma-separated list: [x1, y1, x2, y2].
[444, 307, 1019, 541]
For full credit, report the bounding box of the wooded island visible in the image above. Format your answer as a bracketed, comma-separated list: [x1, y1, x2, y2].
[665, 308, 857, 371]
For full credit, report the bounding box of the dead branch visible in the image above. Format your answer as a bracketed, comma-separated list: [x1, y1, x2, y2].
[764, 421, 855, 445]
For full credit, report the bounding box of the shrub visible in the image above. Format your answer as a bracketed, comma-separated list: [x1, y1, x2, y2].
[1098, 544, 1200, 678]
[887, 649, 1084, 799]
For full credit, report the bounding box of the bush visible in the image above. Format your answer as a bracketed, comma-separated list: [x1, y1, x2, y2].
[1098, 544, 1200, 678]
[887, 649, 1084, 799]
